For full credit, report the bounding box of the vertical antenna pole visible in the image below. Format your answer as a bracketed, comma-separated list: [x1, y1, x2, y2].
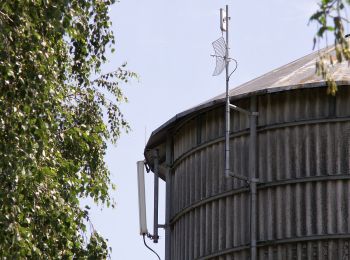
[225, 4, 230, 178]
[165, 136, 172, 260]
[153, 149, 159, 243]
[250, 179, 258, 260]
[249, 96, 258, 260]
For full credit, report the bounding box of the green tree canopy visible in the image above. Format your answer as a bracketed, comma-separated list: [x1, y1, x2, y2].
[310, 0, 350, 94]
[0, 0, 135, 258]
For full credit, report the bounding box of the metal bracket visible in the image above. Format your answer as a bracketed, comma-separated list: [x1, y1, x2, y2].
[250, 178, 260, 184]
[228, 171, 249, 182]
[144, 161, 151, 173]
[147, 233, 159, 241]
[229, 103, 259, 117]
[228, 172, 260, 185]
[229, 104, 250, 115]
[211, 54, 235, 61]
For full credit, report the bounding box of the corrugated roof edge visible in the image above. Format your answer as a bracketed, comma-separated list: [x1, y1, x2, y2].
[145, 80, 350, 152]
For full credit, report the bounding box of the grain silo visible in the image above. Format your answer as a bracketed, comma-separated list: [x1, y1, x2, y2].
[143, 44, 350, 259]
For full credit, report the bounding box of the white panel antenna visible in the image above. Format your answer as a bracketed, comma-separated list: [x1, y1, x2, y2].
[137, 161, 148, 235]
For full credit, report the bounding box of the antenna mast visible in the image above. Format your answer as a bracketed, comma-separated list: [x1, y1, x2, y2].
[224, 5, 230, 179]
[212, 5, 259, 260]
[213, 5, 239, 179]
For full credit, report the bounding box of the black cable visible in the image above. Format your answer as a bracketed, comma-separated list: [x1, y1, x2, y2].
[228, 58, 238, 79]
[143, 234, 161, 260]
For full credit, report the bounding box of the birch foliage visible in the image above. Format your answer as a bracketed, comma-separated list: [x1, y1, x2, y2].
[0, 0, 135, 258]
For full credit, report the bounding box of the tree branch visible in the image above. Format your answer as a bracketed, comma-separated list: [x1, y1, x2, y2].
[0, 10, 13, 22]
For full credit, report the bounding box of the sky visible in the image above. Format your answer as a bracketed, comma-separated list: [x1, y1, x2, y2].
[86, 1, 322, 259]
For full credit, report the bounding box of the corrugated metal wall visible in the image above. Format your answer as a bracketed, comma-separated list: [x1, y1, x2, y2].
[169, 87, 350, 259]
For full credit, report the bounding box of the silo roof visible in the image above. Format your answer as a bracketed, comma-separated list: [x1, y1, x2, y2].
[145, 44, 350, 153]
[210, 45, 350, 100]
